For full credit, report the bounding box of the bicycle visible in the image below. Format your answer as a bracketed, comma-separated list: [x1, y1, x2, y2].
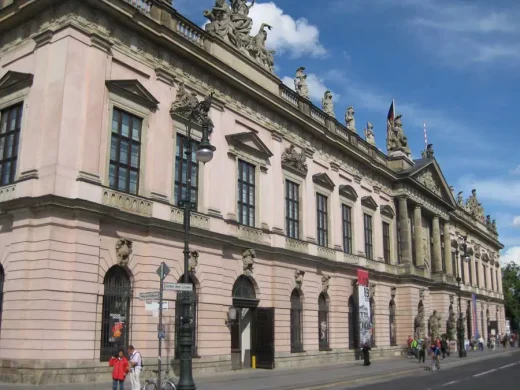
[143, 369, 177, 390]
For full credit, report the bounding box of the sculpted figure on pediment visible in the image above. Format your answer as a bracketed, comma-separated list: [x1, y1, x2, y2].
[386, 114, 411, 157]
[294, 67, 309, 99]
[465, 189, 485, 221]
[321, 90, 335, 117]
[249, 23, 275, 71]
[170, 82, 199, 117]
[364, 122, 376, 146]
[231, 0, 255, 45]
[416, 170, 441, 196]
[282, 144, 308, 175]
[204, 0, 238, 46]
[457, 191, 464, 207]
[345, 106, 356, 133]
[421, 143, 434, 159]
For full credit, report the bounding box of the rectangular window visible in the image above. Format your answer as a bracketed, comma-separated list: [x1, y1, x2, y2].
[475, 262, 480, 287]
[174, 134, 199, 209]
[441, 228, 446, 273]
[285, 180, 300, 239]
[382, 222, 391, 264]
[342, 205, 353, 254]
[495, 270, 499, 292]
[468, 259, 473, 285]
[460, 257, 466, 283]
[483, 265, 488, 289]
[490, 267, 494, 291]
[109, 108, 142, 195]
[316, 193, 328, 247]
[364, 214, 373, 260]
[396, 221, 402, 264]
[237, 160, 255, 227]
[451, 252, 456, 278]
[0, 103, 23, 186]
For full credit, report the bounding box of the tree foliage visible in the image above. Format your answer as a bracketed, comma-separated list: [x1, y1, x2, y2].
[502, 262, 520, 331]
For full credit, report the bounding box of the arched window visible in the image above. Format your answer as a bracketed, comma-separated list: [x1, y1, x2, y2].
[101, 266, 132, 361]
[0, 264, 4, 334]
[389, 299, 396, 346]
[348, 295, 359, 349]
[175, 275, 198, 358]
[318, 293, 329, 351]
[370, 297, 376, 347]
[290, 289, 303, 352]
[480, 310, 484, 339]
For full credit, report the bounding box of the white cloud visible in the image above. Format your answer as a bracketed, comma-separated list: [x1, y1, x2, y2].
[281, 73, 339, 105]
[501, 246, 520, 266]
[513, 216, 520, 227]
[248, 2, 326, 58]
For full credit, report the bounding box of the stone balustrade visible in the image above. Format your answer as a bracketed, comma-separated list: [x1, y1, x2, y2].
[102, 189, 153, 216]
[335, 123, 350, 141]
[285, 237, 308, 253]
[122, 0, 152, 14]
[170, 207, 210, 230]
[0, 184, 16, 203]
[279, 85, 299, 107]
[317, 246, 336, 261]
[176, 18, 204, 48]
[237, 225, 264, 243]
[310, 106, 327, 125]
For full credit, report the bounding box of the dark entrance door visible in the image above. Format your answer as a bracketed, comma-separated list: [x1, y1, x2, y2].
[254, 307, 275, 369]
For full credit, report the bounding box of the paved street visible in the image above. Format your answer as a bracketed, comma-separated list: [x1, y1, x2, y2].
[0, 348, 517, 390]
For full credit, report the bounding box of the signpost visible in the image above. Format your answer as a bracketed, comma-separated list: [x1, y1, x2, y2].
[156, 262, 170, 388]
[139, 291, 160, 301]
[163, 282, 193, 292]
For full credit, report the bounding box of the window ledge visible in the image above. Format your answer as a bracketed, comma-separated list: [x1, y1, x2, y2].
[285, 237, 308, 254]
[237, 224, 264, 244]
[102, 188, 152, 216]
[171, 206, 210, 231]
[0, 183, 16, 203]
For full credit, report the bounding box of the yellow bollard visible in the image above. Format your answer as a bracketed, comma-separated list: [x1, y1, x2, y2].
[252, 355, 256, 369]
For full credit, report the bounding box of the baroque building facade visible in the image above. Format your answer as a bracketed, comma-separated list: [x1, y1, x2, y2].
[0, 0, 505, 384]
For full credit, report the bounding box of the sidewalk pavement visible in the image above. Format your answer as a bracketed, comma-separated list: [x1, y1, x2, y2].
[0, 347, 518, 390]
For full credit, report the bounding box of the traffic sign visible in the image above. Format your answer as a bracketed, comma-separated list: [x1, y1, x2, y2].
[158, 330, 165, 339]
[163, 282, 193, 292]
[156, 262, 170, 280]
[139, 291, 160, 300]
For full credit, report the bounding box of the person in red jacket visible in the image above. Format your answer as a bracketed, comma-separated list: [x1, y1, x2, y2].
[109, 348, 129, 390]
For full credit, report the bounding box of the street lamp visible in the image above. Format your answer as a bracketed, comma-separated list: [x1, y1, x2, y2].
[455, 235, 470, 358]
[176, 93, 215, 390]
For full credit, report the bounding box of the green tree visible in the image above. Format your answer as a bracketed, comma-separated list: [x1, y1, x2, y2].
[502, 262, 520, 332]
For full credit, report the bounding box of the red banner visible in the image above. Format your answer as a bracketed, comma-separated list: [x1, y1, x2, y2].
[357, 269, 369, 287]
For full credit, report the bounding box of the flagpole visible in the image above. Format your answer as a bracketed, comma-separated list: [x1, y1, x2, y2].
[423, 121, 428, 150]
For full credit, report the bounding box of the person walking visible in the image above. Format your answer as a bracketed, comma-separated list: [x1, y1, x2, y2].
[411, 338, 418, 358]
[109, 348, 129, 390]
[430, 343, 441, 371]
[362, 342, 371, 366]
[440, 337, 448, 359]
[127, 345, 143, 390]
[407, 335, 413, 358]
[418, 339, 426, 363]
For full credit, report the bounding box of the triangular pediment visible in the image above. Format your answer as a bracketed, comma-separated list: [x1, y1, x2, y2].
[380, 205, 395, 219]
[226, 132, 273, 160]
[313, 173, 335, 191]
[409, 160, 456, 207]
[106, 80, 159, 109]
[0, 71, 33, 94]
[361, 195, 378, 211]
[339, 184, 358, 201]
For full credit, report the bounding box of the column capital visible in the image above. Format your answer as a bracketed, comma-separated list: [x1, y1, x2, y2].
[414, 203, 422, 210]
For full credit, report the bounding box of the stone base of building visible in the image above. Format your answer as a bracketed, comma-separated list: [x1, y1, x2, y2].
[0, 348, 405, 385]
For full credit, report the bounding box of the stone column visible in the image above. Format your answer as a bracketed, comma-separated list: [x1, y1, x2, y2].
[443, 222, 452, 275]
[432, 216, 442, 273]
[414, 205, 424, 267]
[398, 197, 412, 264]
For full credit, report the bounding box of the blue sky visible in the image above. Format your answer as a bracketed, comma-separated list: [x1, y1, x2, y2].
[176, 0, 520, 264]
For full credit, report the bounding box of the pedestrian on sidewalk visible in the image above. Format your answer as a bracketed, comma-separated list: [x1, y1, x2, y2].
[411, 338, 418, 358]
[362, 342, 371, 366]
[440, 337, 448, 358]
[109, 348, 129, 390]
[407, 335, 413, 358]
[430, 343, 441, 371]
[418, 339, 426, 363]
[478, 336, 484, 351]
[127, 345, 143, 390]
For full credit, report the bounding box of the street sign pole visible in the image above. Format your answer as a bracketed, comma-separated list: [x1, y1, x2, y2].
[156, 261, 170, 388]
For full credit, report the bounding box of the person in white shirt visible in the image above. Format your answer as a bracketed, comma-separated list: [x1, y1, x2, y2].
[127, 345, 142, 390]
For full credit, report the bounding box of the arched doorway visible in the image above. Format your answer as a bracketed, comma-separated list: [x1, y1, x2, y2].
[318, 293, 329, 351]
[290, 289, 304, 352]
[348, 295, 359, 349]
[101, 266, 132, 361]
[370, 297, 376, 347]
[389, 299, 396, 346]
[0, 264, 4, 333]
[175, 275, 198, 358]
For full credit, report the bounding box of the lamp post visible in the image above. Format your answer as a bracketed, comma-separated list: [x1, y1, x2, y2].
[176, 93, 216, 390]
[455, 235, 470, 358]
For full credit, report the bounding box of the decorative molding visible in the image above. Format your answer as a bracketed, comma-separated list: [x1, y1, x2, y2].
[237, 225, 264, 243]
[313, 173, 335, 191]
[414, 169, 441, 197]
[105, 79, 159, 109]
[317, 246, 335, 261]
[155, 67, 175, 85]
[188, 250, 199, 273]
[242, 248, 255, 277]
[339, 184, 358, 202]
[481, 253, 490, 263]
[170, 207, 210, 230]
[102, 189, 152, 216]
[391, 287, 396, 298]
[226, 132, 273, 161]
[361, 195, 378, 211]
[0, 184, 16, 203]
[115, 238, 133, 266]
[281, 144, 308, 177]
[322, 275, 331, 293]
[0, 71, 33, 96]
[380, 205, 395, 219]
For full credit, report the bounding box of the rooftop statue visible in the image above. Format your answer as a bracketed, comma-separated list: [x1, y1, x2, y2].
[364, 122, 376, 146]
[386, 114, 411, 157]
[321, 90, 335, 117]
[204, 0, 275, 73]
[465, 189, 485, 221]
[345, 106, 356, 133]
[294, 67, 309, 99]
[421, 143, 434, 158]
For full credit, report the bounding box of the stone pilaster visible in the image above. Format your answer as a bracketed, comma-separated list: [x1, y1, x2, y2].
[443, 222, 452, 275]
[432, 216, 442, 273]
[414, 205, 424, 267]
[398, 197, 412, 264]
